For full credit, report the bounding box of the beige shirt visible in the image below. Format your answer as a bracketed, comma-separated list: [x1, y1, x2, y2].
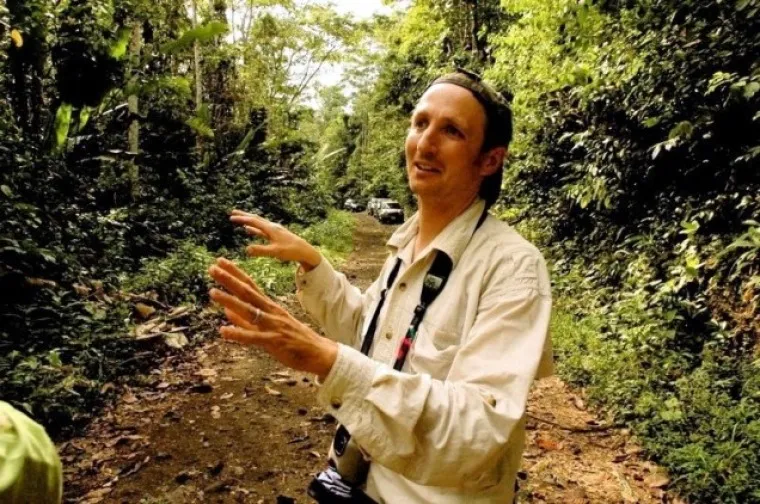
[296, 199, 553, 503]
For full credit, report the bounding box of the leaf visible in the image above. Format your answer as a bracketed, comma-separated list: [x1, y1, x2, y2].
[613, 470, 638, 503]
[265, 386, 282, 396]
[211, 405, 221, 419]
[195, 368, 218, 378]
[536, 435, 561, 451]
[53, 103, 73, 151]
[737, 0, 751, 11]
[743, 81, 760, 100]
[109, 28, 131, 60]
[164, 332, 188, 349]
[47, 350, 62, 367]
[162, 21, 228, 54]
[668, 121, 694, 141]
[0, 185, 12, 198]
[78, 107, 91, 131]
[646, 474, 671, 489]
[135, 303, 156, 319]
[186, 116, 215, 139]
[10, 29, 23, 48]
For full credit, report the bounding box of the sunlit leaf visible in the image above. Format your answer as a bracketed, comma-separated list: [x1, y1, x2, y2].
[10, 29, 23, 48]
[109, 28, 131, 60]
[53, 103, 73, 151]
[162, 21, 228, 54]
[78, 107, 91, 131]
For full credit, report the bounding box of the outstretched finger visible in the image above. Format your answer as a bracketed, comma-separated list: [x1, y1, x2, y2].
[208, 266, 277, 315]
[220, 326, 278, 347]
[209, 288, 273, 327]
[246, 243, 279, 258]
[225, 308, 257, 330]
[215, 257, 264, 296]
[230, 209, 253, 215]
[244, 226, 266, 238]
[230, 214, 275, 233]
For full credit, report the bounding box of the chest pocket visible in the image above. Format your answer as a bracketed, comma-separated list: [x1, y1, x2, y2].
[409, 319, 461, 380]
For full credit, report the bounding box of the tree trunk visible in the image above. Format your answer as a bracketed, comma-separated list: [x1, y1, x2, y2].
[193, 0, 204, 156]
[128, 23, 143, 196]
[193, 0, 202, 113]
[470, 0, 487, 62]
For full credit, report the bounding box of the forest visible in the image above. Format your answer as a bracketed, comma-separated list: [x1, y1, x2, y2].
[0, 0, 758, 502]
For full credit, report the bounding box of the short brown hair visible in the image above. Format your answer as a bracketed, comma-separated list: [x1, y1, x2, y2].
[425, 69, 513, 207]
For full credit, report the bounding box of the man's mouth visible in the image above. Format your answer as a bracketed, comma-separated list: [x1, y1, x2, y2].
[414, 162, 441, 173]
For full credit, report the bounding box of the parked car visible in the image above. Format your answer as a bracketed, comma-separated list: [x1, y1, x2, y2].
[377, 200, 404, 224]
[368, 197, 391, 217]
[344, 198, 364, 212]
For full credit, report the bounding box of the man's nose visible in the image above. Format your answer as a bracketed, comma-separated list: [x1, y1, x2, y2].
[416, 127, 438, 157]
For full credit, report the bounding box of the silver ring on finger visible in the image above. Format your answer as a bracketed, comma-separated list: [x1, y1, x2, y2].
[253, 307, 261, 324]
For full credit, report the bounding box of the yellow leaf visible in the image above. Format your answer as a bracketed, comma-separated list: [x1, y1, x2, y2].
[11, 29, 23, 48]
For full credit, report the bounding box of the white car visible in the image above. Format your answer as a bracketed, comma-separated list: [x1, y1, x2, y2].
[377, 200, 404, 224]
[368, 198, 391, 217]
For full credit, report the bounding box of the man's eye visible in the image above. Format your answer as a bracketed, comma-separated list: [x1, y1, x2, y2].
[445, 125, 463, 137]
[413, 119, 428, 129]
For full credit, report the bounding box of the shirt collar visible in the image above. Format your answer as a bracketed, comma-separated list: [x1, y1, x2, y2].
[386, 198, 487, 268]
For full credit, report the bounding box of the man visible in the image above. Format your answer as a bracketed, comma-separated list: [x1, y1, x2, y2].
[0, 402, 63, 503]
[209, 70, 552, 503]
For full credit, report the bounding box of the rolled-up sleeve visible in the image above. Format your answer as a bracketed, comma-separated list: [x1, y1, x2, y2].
[315, 255, 552, 489]
[296, 254, 386, 347]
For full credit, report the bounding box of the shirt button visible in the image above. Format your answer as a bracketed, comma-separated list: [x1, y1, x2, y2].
[399, 283, 407, 292]
[385, 332, 392, 340]
[330, 398, 342, 409]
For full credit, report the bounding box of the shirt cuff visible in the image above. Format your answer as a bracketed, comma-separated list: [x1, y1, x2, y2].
[316, 344, 377, 423]
[295, 254, 332, 293]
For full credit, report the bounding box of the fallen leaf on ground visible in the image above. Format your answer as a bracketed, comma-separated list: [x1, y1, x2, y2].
[572, 395, 586, 410]
[195, 368, 218, 378]
[164, 332, 188, 349]
[646, 474, 670, 489]
[265, 386, 282, 396]
[536, 435, 561, 451]
[135, 303, 156, 319]
[613, 469, 638, 503]
[122, 391, 138, 404]
[220, 392, 234, 400]
[211, 405, 221, 419]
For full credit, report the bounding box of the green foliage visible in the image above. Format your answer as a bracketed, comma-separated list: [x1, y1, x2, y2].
[121, 241, 217, 304]
[298, 210, 355, 257]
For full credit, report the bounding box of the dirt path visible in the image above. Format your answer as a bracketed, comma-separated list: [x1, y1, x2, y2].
[62, 214, 675, 504]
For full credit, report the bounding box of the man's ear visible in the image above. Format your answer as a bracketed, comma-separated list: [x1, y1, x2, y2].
[479, 147, 507, 177]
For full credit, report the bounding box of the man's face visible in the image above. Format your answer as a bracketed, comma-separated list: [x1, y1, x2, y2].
[405, 83, 498, 207]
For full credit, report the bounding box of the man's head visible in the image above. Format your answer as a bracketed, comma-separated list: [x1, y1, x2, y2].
[405, 70, 512, 209]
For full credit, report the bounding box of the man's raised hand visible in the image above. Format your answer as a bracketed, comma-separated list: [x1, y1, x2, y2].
[229, 210, 321, 272]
